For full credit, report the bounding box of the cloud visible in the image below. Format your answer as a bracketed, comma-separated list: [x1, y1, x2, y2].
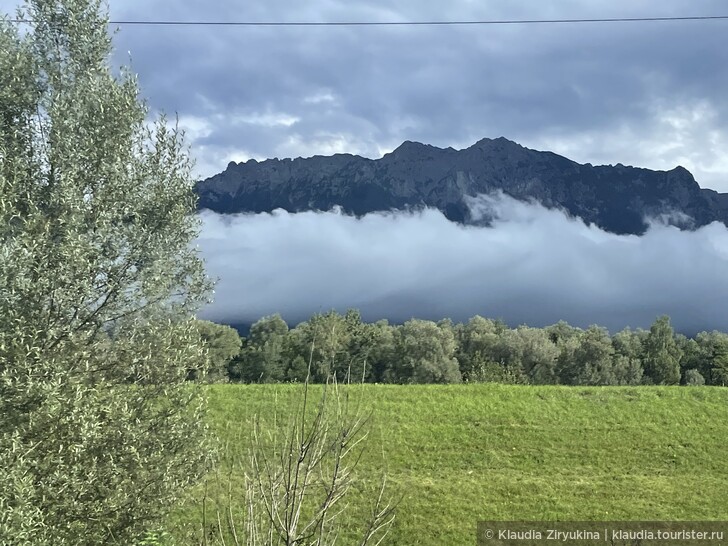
[99, 1, 728, 190]
[196, 193, 728, 335]
[4, 0, 728, 189]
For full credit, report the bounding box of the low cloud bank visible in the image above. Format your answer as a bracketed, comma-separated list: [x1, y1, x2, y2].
[196, 193, 728, 334]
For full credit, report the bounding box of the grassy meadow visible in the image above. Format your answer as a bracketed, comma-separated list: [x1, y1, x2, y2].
[170, 384, 728, 545]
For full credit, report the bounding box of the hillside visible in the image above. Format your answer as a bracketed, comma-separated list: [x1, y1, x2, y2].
[195, 137, 728, 235]
[170, 384, 728, 545]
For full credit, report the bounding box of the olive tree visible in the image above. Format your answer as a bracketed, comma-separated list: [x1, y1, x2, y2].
[0, 1, 213, 543]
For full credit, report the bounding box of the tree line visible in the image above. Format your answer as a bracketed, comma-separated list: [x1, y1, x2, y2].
[202, 311, 728, 386]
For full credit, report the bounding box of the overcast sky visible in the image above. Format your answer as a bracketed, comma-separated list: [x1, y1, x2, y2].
[4, 1, 728, 333]
[4, 0, 728, 190]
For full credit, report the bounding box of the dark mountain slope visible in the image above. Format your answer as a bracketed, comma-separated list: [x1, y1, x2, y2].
[195, 137, 728, 235]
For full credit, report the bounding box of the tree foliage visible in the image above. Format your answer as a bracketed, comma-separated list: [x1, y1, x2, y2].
[710, 338, 728, 386]
[390, 319, 461, 384]
[643, 316, 682, 385]
[227, 311, 727, 388]
[455, 316, 504, 381]
[234, 313, 290, 382]
[683, 368, 706, 386]
[0, 1, 212, 543]
[571, 326, 615, 385]
[193, 319, 242, 381]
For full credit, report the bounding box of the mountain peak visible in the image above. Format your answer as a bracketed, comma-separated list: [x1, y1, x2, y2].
[389, 140, 431, 155]
[470, 136, 521, 150]
[195, 137, 727, 235]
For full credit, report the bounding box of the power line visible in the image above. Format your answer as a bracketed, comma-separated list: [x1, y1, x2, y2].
[6, 14, 728, 27]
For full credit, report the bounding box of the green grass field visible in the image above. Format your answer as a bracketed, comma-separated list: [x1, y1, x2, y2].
[171, 384, 728, 545]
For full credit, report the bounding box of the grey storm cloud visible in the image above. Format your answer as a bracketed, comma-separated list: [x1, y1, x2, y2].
[90, 0, 728, 190]
[4, 0, 727, 187]
[196, 194, 728, 335]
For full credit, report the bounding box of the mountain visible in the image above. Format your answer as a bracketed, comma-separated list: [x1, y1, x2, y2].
[194, 137, 728, 235]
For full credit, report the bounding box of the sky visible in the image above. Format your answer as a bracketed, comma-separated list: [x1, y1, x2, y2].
[3, 1, 728, 333]
[4, 0, 728, 190]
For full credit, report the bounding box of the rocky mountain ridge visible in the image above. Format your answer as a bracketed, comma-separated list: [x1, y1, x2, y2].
[195, 137, 728, 235]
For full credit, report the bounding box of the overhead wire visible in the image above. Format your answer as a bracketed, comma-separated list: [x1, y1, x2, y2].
[5, 14, 728, 27]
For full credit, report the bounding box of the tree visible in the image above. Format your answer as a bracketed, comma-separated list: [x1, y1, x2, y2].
[193, 320, 242, 381]
[389, 319, 461, 383]
[546, 320, 581, 346]
[643, 316, 682, 385]
[609, 355, 642, 385]
[479, 328, 529, 384]
[0, 1, 212, 543]
[611, 328, 644, 385]
[455, 315, 503, 380]
[695, 331, 728, 385]
[711, 339, 728, 386]
[612, 327, 644, 362]
[289, 310, 353, 382]
[549, 322, 584, 385]
[231, 314, 290, 382]
[347, 317, 396, 383]
[554, 337, 578, 385]
[683, 369, 706, 386]
[571, 326, 616, 385]
[515, 326, 559, 384]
